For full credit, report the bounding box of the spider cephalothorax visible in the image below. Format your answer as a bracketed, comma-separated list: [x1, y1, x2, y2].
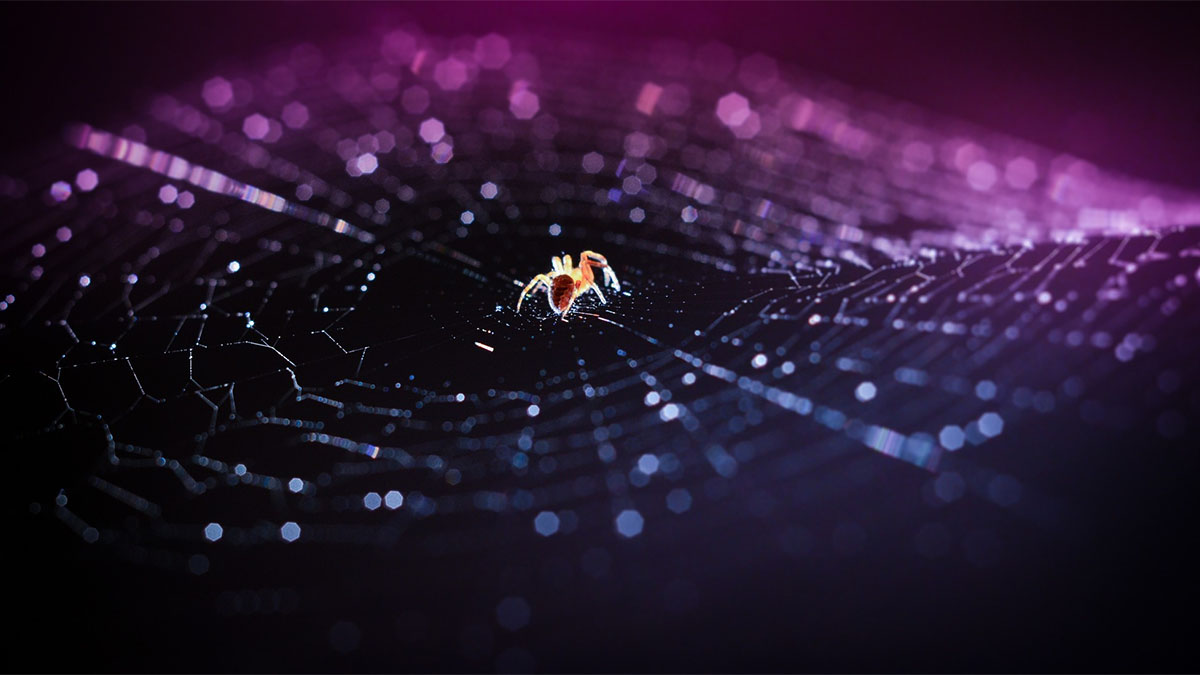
[516, 250, 620, 320]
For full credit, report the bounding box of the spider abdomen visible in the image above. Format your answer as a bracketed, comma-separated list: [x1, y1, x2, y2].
[550, 275, 576, 311]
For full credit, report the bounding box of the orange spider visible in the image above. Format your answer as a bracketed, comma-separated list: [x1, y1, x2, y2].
[516, 250, 620, 320]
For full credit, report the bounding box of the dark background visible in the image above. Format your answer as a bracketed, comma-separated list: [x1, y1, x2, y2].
[2, 1, 1199, 188]
[3, 3, 1200, 673]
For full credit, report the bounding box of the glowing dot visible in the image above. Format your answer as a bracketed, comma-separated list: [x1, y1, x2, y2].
[615, 509, 644, 538]
[56, 226, 72, 242]
[177, 191, 195, 208]
[356, 153, 378, 174]
[384, 490, 404, 509]
[975, 380, 996, 400]
[430, 141, 454, 163]
[681, 205, 698, 223]
[548, 223, 561, 236]
[1005, 157, 1038, 189]
[234, 463, 247, 476]
[681, 372, 696, 385]
[781, 361, 795, 375]
[659, 403, 680, 422]
[75, 169, 98, 191]
[227, 260, 241, 273]
[460, 211, 475, 225]
[716, 92, 751, 126]
[637, 454, 660, 475]
[78, 275, 91, 288]
[158, 184, 178, 204]
[527, 404, 541, 417]
[432, 57, 469, 91]
[201, 76, 234, 109]
[534, 511, 560, 536]
[509, 89, 540, 120]
[242, 113, 270, 140]
[363, 492, 382, 511]
[126, 274, 138, 285]
[644, 391, 661, 406]
[418, 118, 445, 143]
[582, 152, 604, 174]
[751, 353, 768, 368]
[978, 412, 1004, 438]
[666, 488, 692, 514]
[855, 381, 877, 402]
[282, 101, 309, 129]
[731, 111, 762, 139]
[288, 477, 304, 493]
[203, 523, 223, 542]
[280, 521, 301, 542]
[630, 207, 645, 223]
[50, 181, 72, 202]
[31, 244, 45, 258]
[474, 34, 512, 69]
[480, 181, 498, 199]
[966, 161, 997, 191]
[624, 132, 651, 158]
[939, 425, 965, 451]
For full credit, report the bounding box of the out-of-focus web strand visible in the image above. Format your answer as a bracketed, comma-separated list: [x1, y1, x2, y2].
[67, 124, 376, 244]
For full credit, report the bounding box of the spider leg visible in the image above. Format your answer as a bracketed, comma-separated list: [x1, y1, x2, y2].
[551, 257, 563, 273]
[563, 254, 573, 271]
[601, 266, 620, 291]
[590, 284, 607, 304]
[516, 274, 553, 312]
[581, 250, 620, 291]
[559, 294, 576, 321]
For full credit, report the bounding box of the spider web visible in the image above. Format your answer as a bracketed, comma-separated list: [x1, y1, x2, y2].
[3, 24, 1200, 672]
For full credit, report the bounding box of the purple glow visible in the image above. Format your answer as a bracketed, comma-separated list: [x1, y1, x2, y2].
[508, 85, 539, 119]
[474, 33, 511, 69]
[75, 168, 98, 191]
[242, 113, 270, 140]
[418, 118, 445, 143]
[433, 57, 470, 91]
[716, 91, 751, 126]
[201, 76, 233, 110]
[49, 181, 72, 202]
[281, 101, 308, 129]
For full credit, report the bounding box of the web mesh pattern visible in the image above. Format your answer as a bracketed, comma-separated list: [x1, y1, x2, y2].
[4, 25, 1199, 672]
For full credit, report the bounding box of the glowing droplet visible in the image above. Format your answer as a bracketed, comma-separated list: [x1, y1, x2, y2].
[615, 509, 644, 538]
[50, 181, 72, 202]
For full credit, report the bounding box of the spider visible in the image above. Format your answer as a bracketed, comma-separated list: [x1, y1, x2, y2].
[516, 250, 620, 320]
